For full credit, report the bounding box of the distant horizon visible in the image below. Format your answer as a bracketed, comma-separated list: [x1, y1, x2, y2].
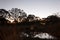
[0, 8, 60, 18]
[0, 0, 60, 18]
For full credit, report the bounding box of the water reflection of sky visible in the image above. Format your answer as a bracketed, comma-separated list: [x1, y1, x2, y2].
[34, 33, 55, 39]
[20, 32, 56, 39]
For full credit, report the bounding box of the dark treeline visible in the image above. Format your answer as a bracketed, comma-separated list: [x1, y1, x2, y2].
[0, 15, 60, 40]
[0, 8, 60, 40]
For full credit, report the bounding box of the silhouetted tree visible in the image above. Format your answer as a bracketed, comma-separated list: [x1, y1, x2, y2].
[0, 9, 9, 18]
[27, 14, 35, 21]
[45, 15, 60, 25]
[44, 15, 60, 39]
[0, 17, 8, 25]
[9, 8, 27, 21]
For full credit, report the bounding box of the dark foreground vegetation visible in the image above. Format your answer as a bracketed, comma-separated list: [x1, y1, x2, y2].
[0, 8, 60, 40]
[0, 15, 60, 40]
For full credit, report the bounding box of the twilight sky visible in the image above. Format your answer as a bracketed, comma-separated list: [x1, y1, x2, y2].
[0, 0, 60, 18]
